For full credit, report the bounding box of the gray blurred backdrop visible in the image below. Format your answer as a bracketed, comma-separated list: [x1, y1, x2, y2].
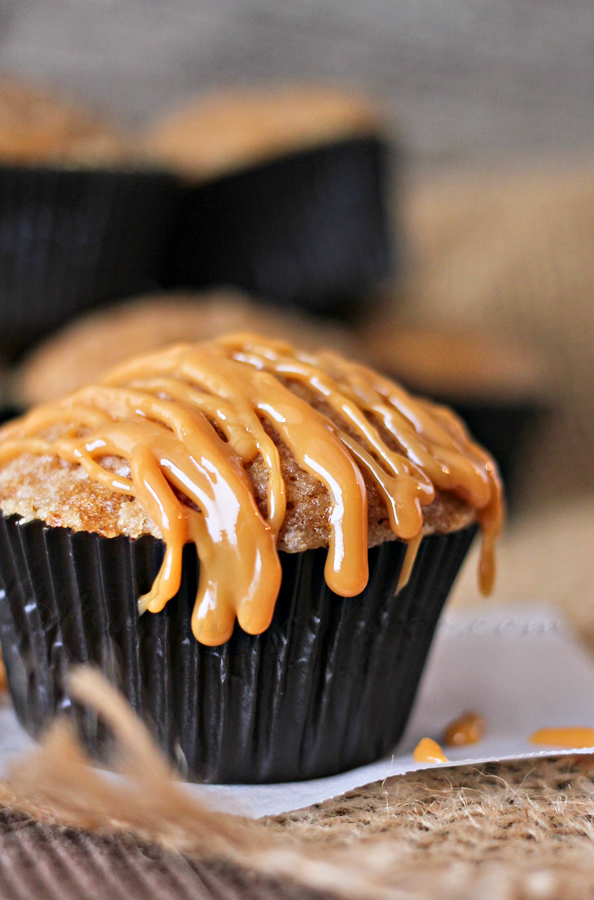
[0, 0, 591, 163]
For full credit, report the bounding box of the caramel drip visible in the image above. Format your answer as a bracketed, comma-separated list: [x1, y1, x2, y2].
[443, 711, 486, 747]
[530, 727, 594, 749]
[0, 334, 503, 645]
[413, 737, 449, 764]
[222, 336, 501, 593]
[396, 531, 423, 594]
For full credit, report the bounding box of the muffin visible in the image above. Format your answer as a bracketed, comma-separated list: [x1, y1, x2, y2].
[13, 289, 355, 408]
[0, 76, 130, 166]
[0, 76, 179, 361]
[142, 86, 380, 180]
[0, 334, 502, 782]
[142, 85, 393, 318]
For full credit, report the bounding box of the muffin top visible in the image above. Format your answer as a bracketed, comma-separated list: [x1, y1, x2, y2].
[141, 85, 380, 180]
[14, 289, 355, 407]
[0, 334, 502, 646]
[0, 75, 127, 166]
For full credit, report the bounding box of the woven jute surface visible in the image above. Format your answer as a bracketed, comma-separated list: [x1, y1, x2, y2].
[1, 754, 594, 900]
[2, 159, 594, 899]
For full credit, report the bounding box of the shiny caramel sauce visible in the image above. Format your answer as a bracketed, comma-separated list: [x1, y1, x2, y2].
[443, 711, 486, 747]
[413, 737, 449, 764]
[530, 727, 594, 749]
[0, 334, 503, 646]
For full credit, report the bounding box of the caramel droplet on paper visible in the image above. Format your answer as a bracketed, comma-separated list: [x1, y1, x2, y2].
[443, 711, 486, 747]
[413, 737, 449, 764]
[530, 727, 594, 749]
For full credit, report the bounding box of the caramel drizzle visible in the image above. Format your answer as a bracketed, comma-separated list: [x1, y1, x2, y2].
[443, 711, 486, 747]
[0, 334, 503, 646]
[530, 727, 594, 749]
[413, 737, 449, 764]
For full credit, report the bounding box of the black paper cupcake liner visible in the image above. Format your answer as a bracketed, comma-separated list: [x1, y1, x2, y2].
[0, 406, 22, 426]
[161, 136, 393, 320]
[0, 165, 180, 361]
[0, 515, 476, 783]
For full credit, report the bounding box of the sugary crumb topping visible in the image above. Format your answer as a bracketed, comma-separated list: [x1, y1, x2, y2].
[0, 437, 475, 551]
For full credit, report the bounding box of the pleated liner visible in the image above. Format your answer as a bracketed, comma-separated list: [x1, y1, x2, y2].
[0, 515, 476, 783]
[0, 165, 180, 361]
[162, 137, 394, 320]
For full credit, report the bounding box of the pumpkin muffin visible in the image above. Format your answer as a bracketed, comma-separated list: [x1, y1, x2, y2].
[0, 74, 127, 166]
[0, 76, 177, 361]
[14, 289, 355, 408]
[143, 84, 392, 318]
[0, 334, 501, 782]
[142, 85, 379, 180]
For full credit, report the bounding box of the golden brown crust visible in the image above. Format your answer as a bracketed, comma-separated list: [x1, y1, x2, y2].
[0, 450, 474, 549]
[141, 85, 381, 180]
[0, 75, 128, 166]
[0, 454, 159, 539]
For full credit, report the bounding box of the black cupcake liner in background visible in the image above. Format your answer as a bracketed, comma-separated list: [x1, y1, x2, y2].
[0, 515, 476, 783]
[161, 136, 394, 320]
[0, 407, 22, 427]
[0, 166, 181, 361]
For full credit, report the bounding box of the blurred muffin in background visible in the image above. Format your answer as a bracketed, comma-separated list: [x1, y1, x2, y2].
[364, 326, 543, 402]
[0, 76, 178, 362]
[13, 288, 355, 407]
[142, 85, 379, 180]
[0, 74, 127, 166]
[142, 84, 393, 319]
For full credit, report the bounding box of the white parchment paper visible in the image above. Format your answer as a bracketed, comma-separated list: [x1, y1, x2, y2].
[194, 603, 594, 817]
[0, 603, 592, 819]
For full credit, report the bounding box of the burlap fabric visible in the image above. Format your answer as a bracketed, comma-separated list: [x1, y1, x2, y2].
[395, 158, 594, 510]
[2, 159, 594, 899]
[3, 663, 594, 900]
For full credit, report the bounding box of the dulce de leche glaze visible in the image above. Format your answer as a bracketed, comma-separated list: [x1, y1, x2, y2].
[443, 711, 486, 747]
[530, 727, 594, 749]
[413, 737, 449, 764]
[0, 334, 503, 646]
